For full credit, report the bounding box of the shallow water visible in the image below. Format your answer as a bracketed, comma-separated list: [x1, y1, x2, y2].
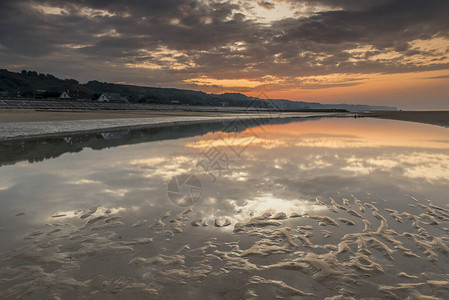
[1, 117, 449, 299]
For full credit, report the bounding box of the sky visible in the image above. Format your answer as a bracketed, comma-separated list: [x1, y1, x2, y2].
[0, 0, 448, 109]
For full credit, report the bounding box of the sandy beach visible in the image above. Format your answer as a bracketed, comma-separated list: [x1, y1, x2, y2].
[0, 109, 351, 141]
[1, 110, 448, 127]
[0, 109, 237, 122]
[362, 111, 449, 127]
[1, 109, 448, 141]
[3, 1, 449, 298]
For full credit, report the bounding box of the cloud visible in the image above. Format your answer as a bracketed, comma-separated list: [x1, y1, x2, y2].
[257, 1, 275, 10]
[0, 0, 448, 98]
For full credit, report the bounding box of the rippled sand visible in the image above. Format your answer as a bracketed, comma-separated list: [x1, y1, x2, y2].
[2, 193, 449, 299]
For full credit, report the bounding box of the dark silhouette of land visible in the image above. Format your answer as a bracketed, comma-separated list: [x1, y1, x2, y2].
[0, 69, 397, 111]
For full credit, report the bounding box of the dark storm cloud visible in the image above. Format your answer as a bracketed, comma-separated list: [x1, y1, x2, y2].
[277, 0, 449, 45]
[0, 0, 448, 89]
[257, 1, 275, 10]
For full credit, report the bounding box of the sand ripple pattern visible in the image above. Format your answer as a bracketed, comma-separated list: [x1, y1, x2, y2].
[2, 194, 449, 299]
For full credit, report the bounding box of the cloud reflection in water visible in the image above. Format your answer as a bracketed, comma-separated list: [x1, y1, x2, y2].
[1, 117, 449, 299]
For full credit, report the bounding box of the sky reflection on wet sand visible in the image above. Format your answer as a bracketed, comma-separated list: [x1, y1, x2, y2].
[1, 118, 449, 299]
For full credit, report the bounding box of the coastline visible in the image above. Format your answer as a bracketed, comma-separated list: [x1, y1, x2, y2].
[1, 109, 448, 142]
[0, 109, 350, 141]
[361, 111, 449, 128]
[0, 109, 246, 122]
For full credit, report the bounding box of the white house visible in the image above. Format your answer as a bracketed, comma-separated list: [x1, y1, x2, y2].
[97, 93, 128, 102]
[59, 91, 70, 99]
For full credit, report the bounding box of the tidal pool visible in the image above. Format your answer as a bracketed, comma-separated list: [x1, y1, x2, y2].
[1, 117, 449, 299]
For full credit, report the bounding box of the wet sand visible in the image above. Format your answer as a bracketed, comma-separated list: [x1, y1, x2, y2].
[0, 109, 239, 122]
[3, 191, 449, 299]
[363, 111, 449, 127]
[2, 110, 449, 128]
[1, 118, 449, 299]
[0, 109, 349, 141]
